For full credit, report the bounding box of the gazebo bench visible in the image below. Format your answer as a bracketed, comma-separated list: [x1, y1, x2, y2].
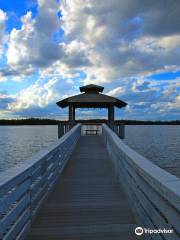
[85, 129, 99, 135]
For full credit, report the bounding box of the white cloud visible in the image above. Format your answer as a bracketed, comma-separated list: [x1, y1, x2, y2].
[3, 1, 89, 78]
[7, 0, 61, 75]
[167, 95, 180, 110]
[59, 0, 180, 84]
[0, 9, 7, 57]
[163, 80, 180, 97]
[3, 0, 180, 83]
[8, 77, 59, 111]
[151, 94, 180, 113]
[106, 86, 124, 97]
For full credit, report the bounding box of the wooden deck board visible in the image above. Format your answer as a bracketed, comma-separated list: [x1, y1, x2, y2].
[26, 136, 140, 239]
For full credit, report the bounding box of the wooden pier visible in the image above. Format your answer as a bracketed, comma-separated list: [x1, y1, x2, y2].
[26, 135, 137, 240]
[0, 124, 180, 240]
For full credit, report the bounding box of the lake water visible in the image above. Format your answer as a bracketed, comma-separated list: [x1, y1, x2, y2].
[124, 125, 180, 178]
[0, 125, 179, 178]
[0, 126, 58, 172]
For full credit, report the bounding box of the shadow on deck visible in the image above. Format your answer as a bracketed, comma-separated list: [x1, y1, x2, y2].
[26, 136, 139, 240]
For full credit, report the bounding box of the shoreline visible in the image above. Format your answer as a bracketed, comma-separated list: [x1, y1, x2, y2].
[0, 118, 180, 125]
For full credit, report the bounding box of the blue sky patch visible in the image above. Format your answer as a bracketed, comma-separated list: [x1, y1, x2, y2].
[0, 0, 37, 32]
[149, 71, 180, 81]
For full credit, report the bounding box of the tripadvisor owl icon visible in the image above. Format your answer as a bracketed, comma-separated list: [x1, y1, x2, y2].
[135, 227, 144, 236]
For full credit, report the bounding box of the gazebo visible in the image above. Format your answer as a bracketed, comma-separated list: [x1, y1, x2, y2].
[56, 84, 127, 126]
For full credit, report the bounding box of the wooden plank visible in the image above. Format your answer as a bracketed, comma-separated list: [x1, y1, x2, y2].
[26, 136, 137, 239]
[27, 224, 141, 240]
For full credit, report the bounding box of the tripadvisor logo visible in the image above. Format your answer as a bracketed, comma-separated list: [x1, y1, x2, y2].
[135, 227, 143, 236]
[135, 226, 173, 236]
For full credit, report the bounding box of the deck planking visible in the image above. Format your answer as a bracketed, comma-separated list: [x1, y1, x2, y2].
[26, 136, 140, 240]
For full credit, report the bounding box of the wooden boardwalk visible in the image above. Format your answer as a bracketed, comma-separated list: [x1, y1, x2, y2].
[26, 136, 139, 240]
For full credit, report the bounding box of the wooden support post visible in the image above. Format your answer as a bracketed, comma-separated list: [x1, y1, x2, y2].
[108, 107, 111, 123]
[108, 105, 114, 129]
[119, 124, 125, 139]
[69, 105, 73, 123]
[114, 125, 118, 135]
[69, 104, 75, 127]
[58, 124, 64, 138]
[65, 124, 67, 133]
[73, 107, 75, 122]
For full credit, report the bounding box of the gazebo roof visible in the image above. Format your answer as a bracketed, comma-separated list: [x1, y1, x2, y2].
[56, 84, 127, 108]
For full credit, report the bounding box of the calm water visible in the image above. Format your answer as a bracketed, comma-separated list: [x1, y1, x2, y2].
[0, 125, 179, 178]
[0, 126, 57, 172]
[124, 125, 180, 178]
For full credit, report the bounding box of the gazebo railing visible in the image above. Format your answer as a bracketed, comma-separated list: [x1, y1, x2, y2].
[81, 123, 102, 136]
[58, 121, 125, 138]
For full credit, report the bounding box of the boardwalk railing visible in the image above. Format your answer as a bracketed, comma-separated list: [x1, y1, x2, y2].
[102, 124, 180, 240]
[108, 123, 125, 139]
[0, 124, 81, 240]
[58, 122, 76, 138]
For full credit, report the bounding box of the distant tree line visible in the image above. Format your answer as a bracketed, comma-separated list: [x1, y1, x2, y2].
[0, 118, 179, 125]
[0, 118, 60, 125]
[117, 120, 180, 125]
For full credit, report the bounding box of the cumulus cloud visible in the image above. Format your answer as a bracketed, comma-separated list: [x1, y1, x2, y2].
[2, 0, 180, 81]
[168, 95, 180, 110]
[8, 77, 60, 111]
[0, 91, 15, 117]
[151, 95, 180, 114]
[3, 0, 89, 77]
[6, 1, 60, 75]
[60, 0, 180, 83]
[106, 86, 124, 97]
[7, 71, 83, 113]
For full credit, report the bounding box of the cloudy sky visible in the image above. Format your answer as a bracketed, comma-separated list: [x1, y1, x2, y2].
[0, 0, 179, 120]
